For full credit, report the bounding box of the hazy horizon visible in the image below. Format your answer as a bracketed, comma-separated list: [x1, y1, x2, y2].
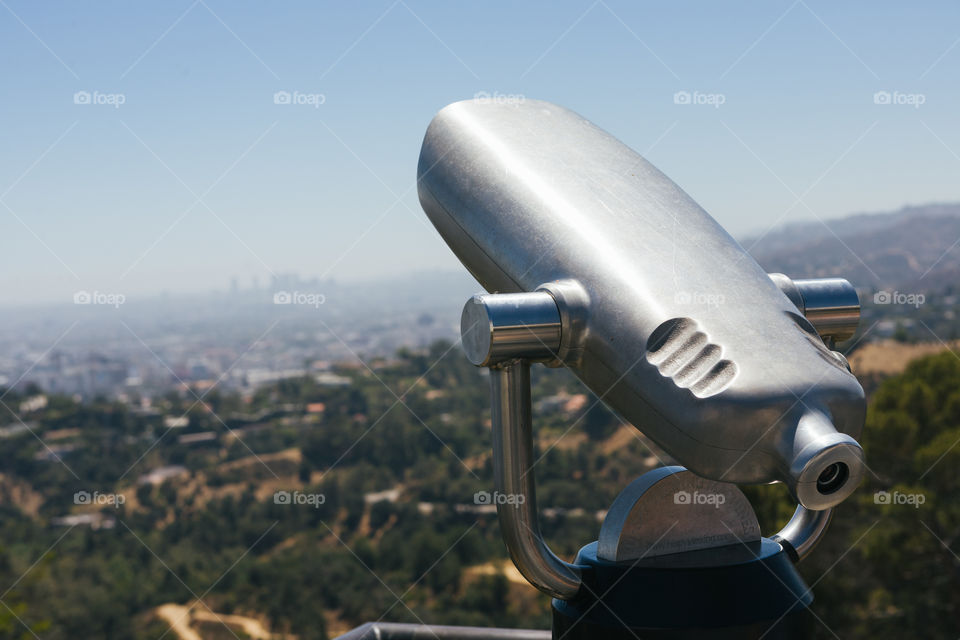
[3, 198, 955, 307]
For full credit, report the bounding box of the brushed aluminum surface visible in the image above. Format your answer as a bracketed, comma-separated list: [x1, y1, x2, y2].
[418, 99, 867, 510]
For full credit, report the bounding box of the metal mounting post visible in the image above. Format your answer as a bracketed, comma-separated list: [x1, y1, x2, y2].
[490, 361, 582, 599]
[462, 290, 583, 600]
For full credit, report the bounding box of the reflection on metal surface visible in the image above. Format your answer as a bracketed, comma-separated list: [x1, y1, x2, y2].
[460, 292, 561, 367]
[598, 467, 760, 561]
[769, 274, 860, 343]
[772, 505, 835, 563]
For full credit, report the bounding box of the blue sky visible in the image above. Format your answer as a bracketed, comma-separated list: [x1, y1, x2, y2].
[1, 1, 959, 303]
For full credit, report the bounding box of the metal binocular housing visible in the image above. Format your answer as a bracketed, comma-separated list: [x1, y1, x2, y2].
[416, 99, 867, 635]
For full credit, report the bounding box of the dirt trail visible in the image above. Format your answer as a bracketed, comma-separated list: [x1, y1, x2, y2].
[156, 605, 202, 640]
[155, 603, 276, 640]
[465, 559, 533, 586]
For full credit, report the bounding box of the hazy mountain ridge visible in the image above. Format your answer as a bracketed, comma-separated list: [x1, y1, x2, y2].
[744, 203, 960, 292]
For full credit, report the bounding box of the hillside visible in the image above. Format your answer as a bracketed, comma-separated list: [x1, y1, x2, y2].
[1, 203, 958, 639]
[745, 202, 960, 291]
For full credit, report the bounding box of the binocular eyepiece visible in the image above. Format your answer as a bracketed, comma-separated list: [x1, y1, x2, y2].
[419, 99, 866, 510]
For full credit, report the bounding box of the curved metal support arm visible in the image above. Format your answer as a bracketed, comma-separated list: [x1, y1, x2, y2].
[490, 361, 583, 600]
[772, 505, 834, 563]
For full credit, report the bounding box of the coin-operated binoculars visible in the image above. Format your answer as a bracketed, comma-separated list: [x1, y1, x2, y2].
[417, 99, 867, 639]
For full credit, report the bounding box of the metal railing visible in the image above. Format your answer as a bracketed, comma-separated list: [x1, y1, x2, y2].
[334, 622, 550, 639]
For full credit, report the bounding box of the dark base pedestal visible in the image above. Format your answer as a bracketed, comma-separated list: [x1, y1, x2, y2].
[551, 539, 813, 640]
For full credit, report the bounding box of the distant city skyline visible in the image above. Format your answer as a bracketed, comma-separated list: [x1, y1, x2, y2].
[3, 2, 960, 303]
